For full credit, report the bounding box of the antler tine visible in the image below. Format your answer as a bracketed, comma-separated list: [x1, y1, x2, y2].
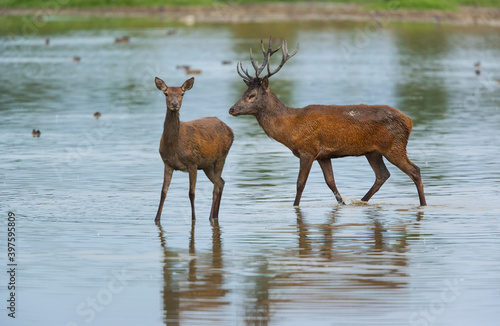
[267, 37, 281, 56]
[252, 37, 281, 78]
[238, 62, 252, 80]
[266, 40, 299, 79]
[249, 47, 260, 75]
[261, 39, 267, 58]
[239, 37, 295, 81]
[251, 41, 270, 78]
[285, 40, 299, 58]
[237, 61, 253, 82]
[260, 38, 279, 57]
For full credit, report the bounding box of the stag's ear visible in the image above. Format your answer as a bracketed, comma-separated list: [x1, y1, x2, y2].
[182, 77, 195, 92]
[155, 77, 167, 92]
[261, 76, 269, 90]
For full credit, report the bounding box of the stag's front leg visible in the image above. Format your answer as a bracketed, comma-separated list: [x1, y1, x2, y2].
[294, 155, 314, 206]
[318, 158, 345, 205]
[188, 167, 197, 221]
[362, 152, 390, 202]
[155, 165, 174, 224]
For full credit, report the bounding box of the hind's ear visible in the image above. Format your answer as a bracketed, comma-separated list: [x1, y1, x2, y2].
[182, 77, 195, 92]
[155, 77, 167, 92]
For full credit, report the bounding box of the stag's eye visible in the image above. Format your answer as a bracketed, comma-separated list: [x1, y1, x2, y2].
[247, 94, 256, 101]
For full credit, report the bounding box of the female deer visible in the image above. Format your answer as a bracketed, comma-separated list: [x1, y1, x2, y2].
[155, 77, 234, 223]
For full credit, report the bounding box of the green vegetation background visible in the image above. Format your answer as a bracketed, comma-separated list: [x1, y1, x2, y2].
[1, 0, 499, 10]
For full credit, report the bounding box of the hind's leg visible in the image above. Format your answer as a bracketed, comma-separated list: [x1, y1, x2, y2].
[384, 152, 427, 206]
[204, 158, 226, 220]
[155, 165, 173, 224]
[188, 167, 197, 220]
[362, 152, 390, 202]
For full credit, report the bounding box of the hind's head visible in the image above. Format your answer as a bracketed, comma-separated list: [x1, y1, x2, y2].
[155, 77, 194, 111]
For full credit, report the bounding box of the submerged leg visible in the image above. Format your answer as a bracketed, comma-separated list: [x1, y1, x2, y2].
[155, 165, 174, 224]
[384, 152, 427, 206]
[204, 158, 226, 220]
[317, 158, 345, 204]
[188, 167, 197, 220]
[362, 152, 390, 202]
[294, 155, 314, 206]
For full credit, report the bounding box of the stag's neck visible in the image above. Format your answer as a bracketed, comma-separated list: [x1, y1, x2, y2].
[255, 92, 295, 142]
[162, 110, 180, 145]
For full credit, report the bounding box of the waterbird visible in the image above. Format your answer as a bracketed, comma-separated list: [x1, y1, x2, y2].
[93, 112, 102, 119]
[114, 36, 130, 44]
[32, 129, 41, 137]
[183, 66, 201, 75]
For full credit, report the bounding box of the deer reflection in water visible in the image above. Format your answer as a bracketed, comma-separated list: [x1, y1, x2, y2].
[243, 208, 424, 325]
[289, 207, 424, 292]
[157, 222, 228, 325]
[156, 209, 423, 325]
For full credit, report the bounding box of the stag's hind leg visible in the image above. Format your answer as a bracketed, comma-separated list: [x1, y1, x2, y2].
[204, 158, 226, 220]
[318, 158, 345, 204]
[384, 152, 427, 206]
[362, 152, 390, 202]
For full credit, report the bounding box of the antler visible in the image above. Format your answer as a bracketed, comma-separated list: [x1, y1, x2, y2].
[266, 39, 299, 79]
[237, 37, 299, 82]
[250, 38, 281, 78]
[237, 61, 253, 82]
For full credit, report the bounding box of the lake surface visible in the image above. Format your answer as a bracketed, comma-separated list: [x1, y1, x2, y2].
[1, 16, 500, 326]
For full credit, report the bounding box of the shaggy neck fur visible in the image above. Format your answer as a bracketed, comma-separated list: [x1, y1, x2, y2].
[255, 91, 294, 142]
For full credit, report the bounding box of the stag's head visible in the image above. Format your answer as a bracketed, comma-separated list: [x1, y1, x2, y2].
[229, 37, 299, 117]
[155, 77, 194, 112]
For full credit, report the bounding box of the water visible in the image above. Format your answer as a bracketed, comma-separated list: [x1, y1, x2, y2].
[1, 17, 500, 326]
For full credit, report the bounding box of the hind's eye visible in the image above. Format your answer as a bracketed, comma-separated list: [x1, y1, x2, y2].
[164, 93, 168, 97]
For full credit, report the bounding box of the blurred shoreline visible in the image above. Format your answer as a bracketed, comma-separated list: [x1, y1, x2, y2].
[2, 3, 500, 27]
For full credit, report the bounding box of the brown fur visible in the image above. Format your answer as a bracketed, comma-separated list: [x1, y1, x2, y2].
[160, 114, 233, 172]
[155, 77, 234, 223]
[230, 77, 426, 206]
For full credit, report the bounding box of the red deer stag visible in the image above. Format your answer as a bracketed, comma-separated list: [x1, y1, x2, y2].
[229, 38, 426, 206]
[155, 77, 234, 223]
